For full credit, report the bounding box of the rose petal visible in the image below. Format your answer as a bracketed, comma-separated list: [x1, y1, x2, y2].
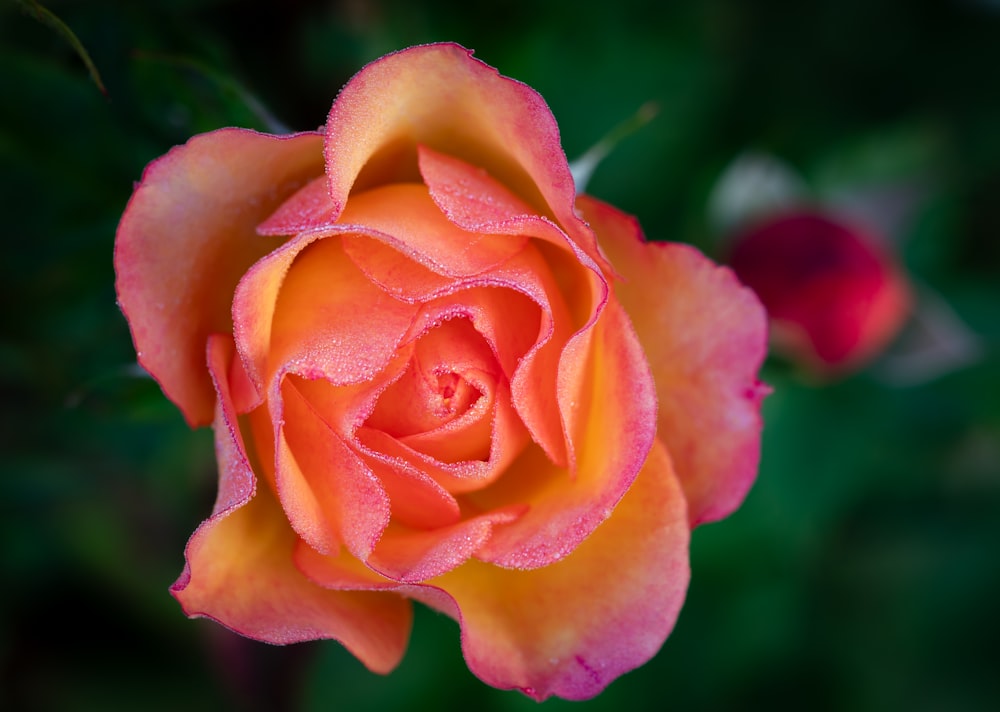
[325, 44, 610, 271]
[418, 146, 607, 330]
[171, 335, 410, 672]
[292, 494, 528, 588]
[269, 233, 415, 386]
[345, 239, 575, 467]
[397, 375, 493, 463]
[234, 233, 416, 393]
[411, 438, 688, 700]
[280, 367, 470, 531]
[274, 377, 391, 558]
[294, 538, 401, 590]
[289, 373, 465, 531]
[366, 505, 526, 583]
[416, 149, 628, 478]
[258, 175, 336, 236]
[355, 375, 529, 496]
[115, 129, 323, 425]
[365, 453, 464, 530]
[401, 287, 541, 381]
[341, 233, 455, 301]
[367, 318, 498, 463]
[275, 339, 415, 440]
[471, 297, 657, 568]
[417, 144, 538, 224]
[346, 183, 531, 277]
[580, 196, 769, 525]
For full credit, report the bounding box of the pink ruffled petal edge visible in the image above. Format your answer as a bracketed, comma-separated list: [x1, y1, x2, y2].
[170, 334, 411, 672]
[472, 296, 657, 569]
[580, 195, 769, 524]
[408, 437, 689, 700]
[324, 43, 611, 272]
[115, 129, 323, 426]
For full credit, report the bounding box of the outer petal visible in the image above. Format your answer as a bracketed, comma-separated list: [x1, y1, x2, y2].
[171, 335, 411, 671]
[579, 196, 769, 525]
[115, 129, 324, 426]
[413, 439, 689, 700]
[324, 43, 610, 272]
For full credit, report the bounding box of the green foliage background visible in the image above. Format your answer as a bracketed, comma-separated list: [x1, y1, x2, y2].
[1, 1, 998, 710]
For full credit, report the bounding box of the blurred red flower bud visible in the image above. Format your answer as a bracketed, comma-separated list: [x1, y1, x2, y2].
[728, 211, 912, 375]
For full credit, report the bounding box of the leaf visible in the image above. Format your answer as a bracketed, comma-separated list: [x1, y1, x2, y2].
[569, 101, 659, 193]
[132, 51, 290, 134]
[15, 0, 107, 96]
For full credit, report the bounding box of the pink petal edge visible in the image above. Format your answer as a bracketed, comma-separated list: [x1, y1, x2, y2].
[579, 195, 769, 524]
[408, 437, 689, 700]
[170, 334, 411, 672]
[115, 129, 323, 426]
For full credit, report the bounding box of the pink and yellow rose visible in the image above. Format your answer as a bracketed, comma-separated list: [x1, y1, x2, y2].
[115, 43, 768, 700]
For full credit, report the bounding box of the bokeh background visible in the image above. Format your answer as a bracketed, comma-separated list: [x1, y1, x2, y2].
[2, 0, 999, 710]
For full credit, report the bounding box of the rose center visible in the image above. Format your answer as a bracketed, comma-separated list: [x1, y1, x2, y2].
[365, 360, 484, 440]
[437, 372, 458, 401]
[358, 317, 500, 464]
[431, 371, 477, 419]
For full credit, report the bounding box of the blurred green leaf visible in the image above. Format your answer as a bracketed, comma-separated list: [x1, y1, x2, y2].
[132, 51, 290, 133]
[14, 0, 106, 95]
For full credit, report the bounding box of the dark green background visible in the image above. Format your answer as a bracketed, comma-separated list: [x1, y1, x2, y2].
[2, 1, 998, 710]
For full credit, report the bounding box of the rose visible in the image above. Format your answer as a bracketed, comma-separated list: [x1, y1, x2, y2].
[728, 210, 911, 375]
[115, 43, 767, 700]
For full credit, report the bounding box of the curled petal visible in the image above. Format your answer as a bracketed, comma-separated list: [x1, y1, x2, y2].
[341, 184, 530, 277]
[367, 318, 499, 462]
[366, 504, 526, 583]
[581, 196, 768, 525]
[345, 239, 575, 467]
[365, 453, 464, 530]
[274, 378, 391, 558]
[270, 234, 415, 385]
[418, 146, 607, 330]
[418, 144, 538, 226]
[412, 438, 688, 700]
[325, 43, 610, 271]
[294, 539, 401, 590]
[472, 297, 657, 568]
[234, 233, 416, 393]
[294, 506, 527, 588]
[171, 335, 410, 671]
[401, 287, 541, 381]
[341, 233, 454, 302]
[258, 175, 336, 236]
[115, 129, 324, 425]
[355, 375, 530, 496]
[290, 374, 467, 531]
